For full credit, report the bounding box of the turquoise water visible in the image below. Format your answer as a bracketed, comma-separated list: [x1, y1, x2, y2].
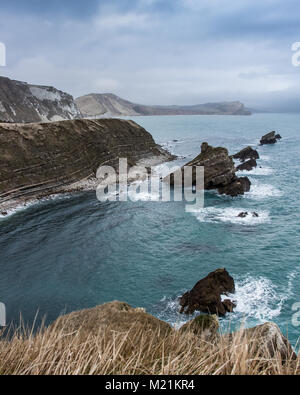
[0, 113, 300, 345]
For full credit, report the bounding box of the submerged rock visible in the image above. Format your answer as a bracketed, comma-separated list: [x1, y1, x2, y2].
[179, 268, 235, 317]
[164, 142, 251, 197]
[260, 131, 281, 145]
[233, 146, 259, 162]
[237, 212, 259, 218]
[236, 158, 257, 172]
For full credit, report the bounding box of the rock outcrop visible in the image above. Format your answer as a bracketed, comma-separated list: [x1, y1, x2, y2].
[0, 76, 82, 123]
[0, 118, 173, 204]
[218, 176, 251, 196]
[260, 131, 282, 145]
[233, 146, 259, 162]
[53, 301, 172, 337]
[179, 269, 236, 316]
[228, 322, 297, 361]
[76, 93, 252, 117]
[164, 143, 251, 197]
[237, 212, 259, 218]
[236, 158, 257, 172]
[179, 314, 219, 340]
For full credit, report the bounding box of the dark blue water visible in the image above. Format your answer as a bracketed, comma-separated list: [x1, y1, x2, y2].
[1, 114, 299, 345]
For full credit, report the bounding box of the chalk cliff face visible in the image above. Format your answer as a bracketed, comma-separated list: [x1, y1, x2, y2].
[0, 76, 82, 123]
[76, 93, 251, 118]
[0, 118, 172, 204]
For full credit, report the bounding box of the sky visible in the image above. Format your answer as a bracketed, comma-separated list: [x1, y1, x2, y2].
[0, 0, 300, 111]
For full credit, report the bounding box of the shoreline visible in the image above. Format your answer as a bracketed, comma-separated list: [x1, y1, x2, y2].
[0, 154, 175, 217]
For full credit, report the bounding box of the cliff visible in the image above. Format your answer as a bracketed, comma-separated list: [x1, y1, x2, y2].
[0, 300, 296, 375]
[0, 76, 82, 123]
[0, 118, 173, 205]
[76, 93, 251, 117]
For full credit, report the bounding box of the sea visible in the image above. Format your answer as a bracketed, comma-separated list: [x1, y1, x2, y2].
[1, 113, 299, 345]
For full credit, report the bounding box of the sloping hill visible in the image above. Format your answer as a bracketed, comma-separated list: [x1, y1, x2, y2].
[76, 93, 251, 117]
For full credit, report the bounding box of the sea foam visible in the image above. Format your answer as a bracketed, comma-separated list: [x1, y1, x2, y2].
[194, 207, 270, 225]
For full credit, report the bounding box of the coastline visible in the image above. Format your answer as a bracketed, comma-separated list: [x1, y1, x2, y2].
[0, 153, 175, 216]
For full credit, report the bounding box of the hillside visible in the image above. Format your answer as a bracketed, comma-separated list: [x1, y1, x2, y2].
[0, 76, 82, 123]
[76, 93, 251, 117]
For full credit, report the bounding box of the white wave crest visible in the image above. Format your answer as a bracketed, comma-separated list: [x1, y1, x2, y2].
[237, 166, 274, 176]
[246, 183, 282, 199]
[195, 207, 270, 225]
[223, 276, 284, 322]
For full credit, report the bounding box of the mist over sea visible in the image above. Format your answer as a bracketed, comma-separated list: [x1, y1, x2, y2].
[1, 113, 299, 344]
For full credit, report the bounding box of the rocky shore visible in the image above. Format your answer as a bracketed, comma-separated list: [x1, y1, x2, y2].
[0, 118, 174, 212]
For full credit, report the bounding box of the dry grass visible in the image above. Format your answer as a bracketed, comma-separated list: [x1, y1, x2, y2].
[0, 318, 299, 375]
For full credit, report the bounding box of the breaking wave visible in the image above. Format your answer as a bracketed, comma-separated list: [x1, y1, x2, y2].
[194, 207, 270, 225]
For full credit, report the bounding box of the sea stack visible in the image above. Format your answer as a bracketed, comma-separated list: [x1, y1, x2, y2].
[260, 131, 282, 145]
[179, 268, 236, 316]
[164, 142, 251, 197]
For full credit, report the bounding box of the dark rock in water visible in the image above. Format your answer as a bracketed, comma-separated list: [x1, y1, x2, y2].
[238, 211, 259, 218]
[1, 211, 7, 216]
[218, 176, 251, 197]
[238, 212, 248, 218]
[164, 142, 251, 197]
[233, 146, 259, 162]
[179, 268, 235, 317]
[222, 299, 236, 313]
[260, 131, 280, 145]
[236, 158, 257, 172]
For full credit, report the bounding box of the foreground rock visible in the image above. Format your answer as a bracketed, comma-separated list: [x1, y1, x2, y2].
[179, 269, 236, 316]
[236, 158, 257, 172]
[228, 322, 297, 361]
[0, 119, 173, 205]
[53, 301, 172, 337]
[233, 146, 259, 162]
[180, 314, 219, 340]
[260, 131, 282, 145]
[164, 143, 251, 197]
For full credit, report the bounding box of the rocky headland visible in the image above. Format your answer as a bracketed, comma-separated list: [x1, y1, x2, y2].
[76, 93, 252, 117]
[0, 118, 174, 211]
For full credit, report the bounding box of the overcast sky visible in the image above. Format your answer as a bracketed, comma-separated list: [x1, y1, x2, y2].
[0, 0, 300, 111]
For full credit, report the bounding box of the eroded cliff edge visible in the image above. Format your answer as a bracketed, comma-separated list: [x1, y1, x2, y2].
[0, 118, 173, 206]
